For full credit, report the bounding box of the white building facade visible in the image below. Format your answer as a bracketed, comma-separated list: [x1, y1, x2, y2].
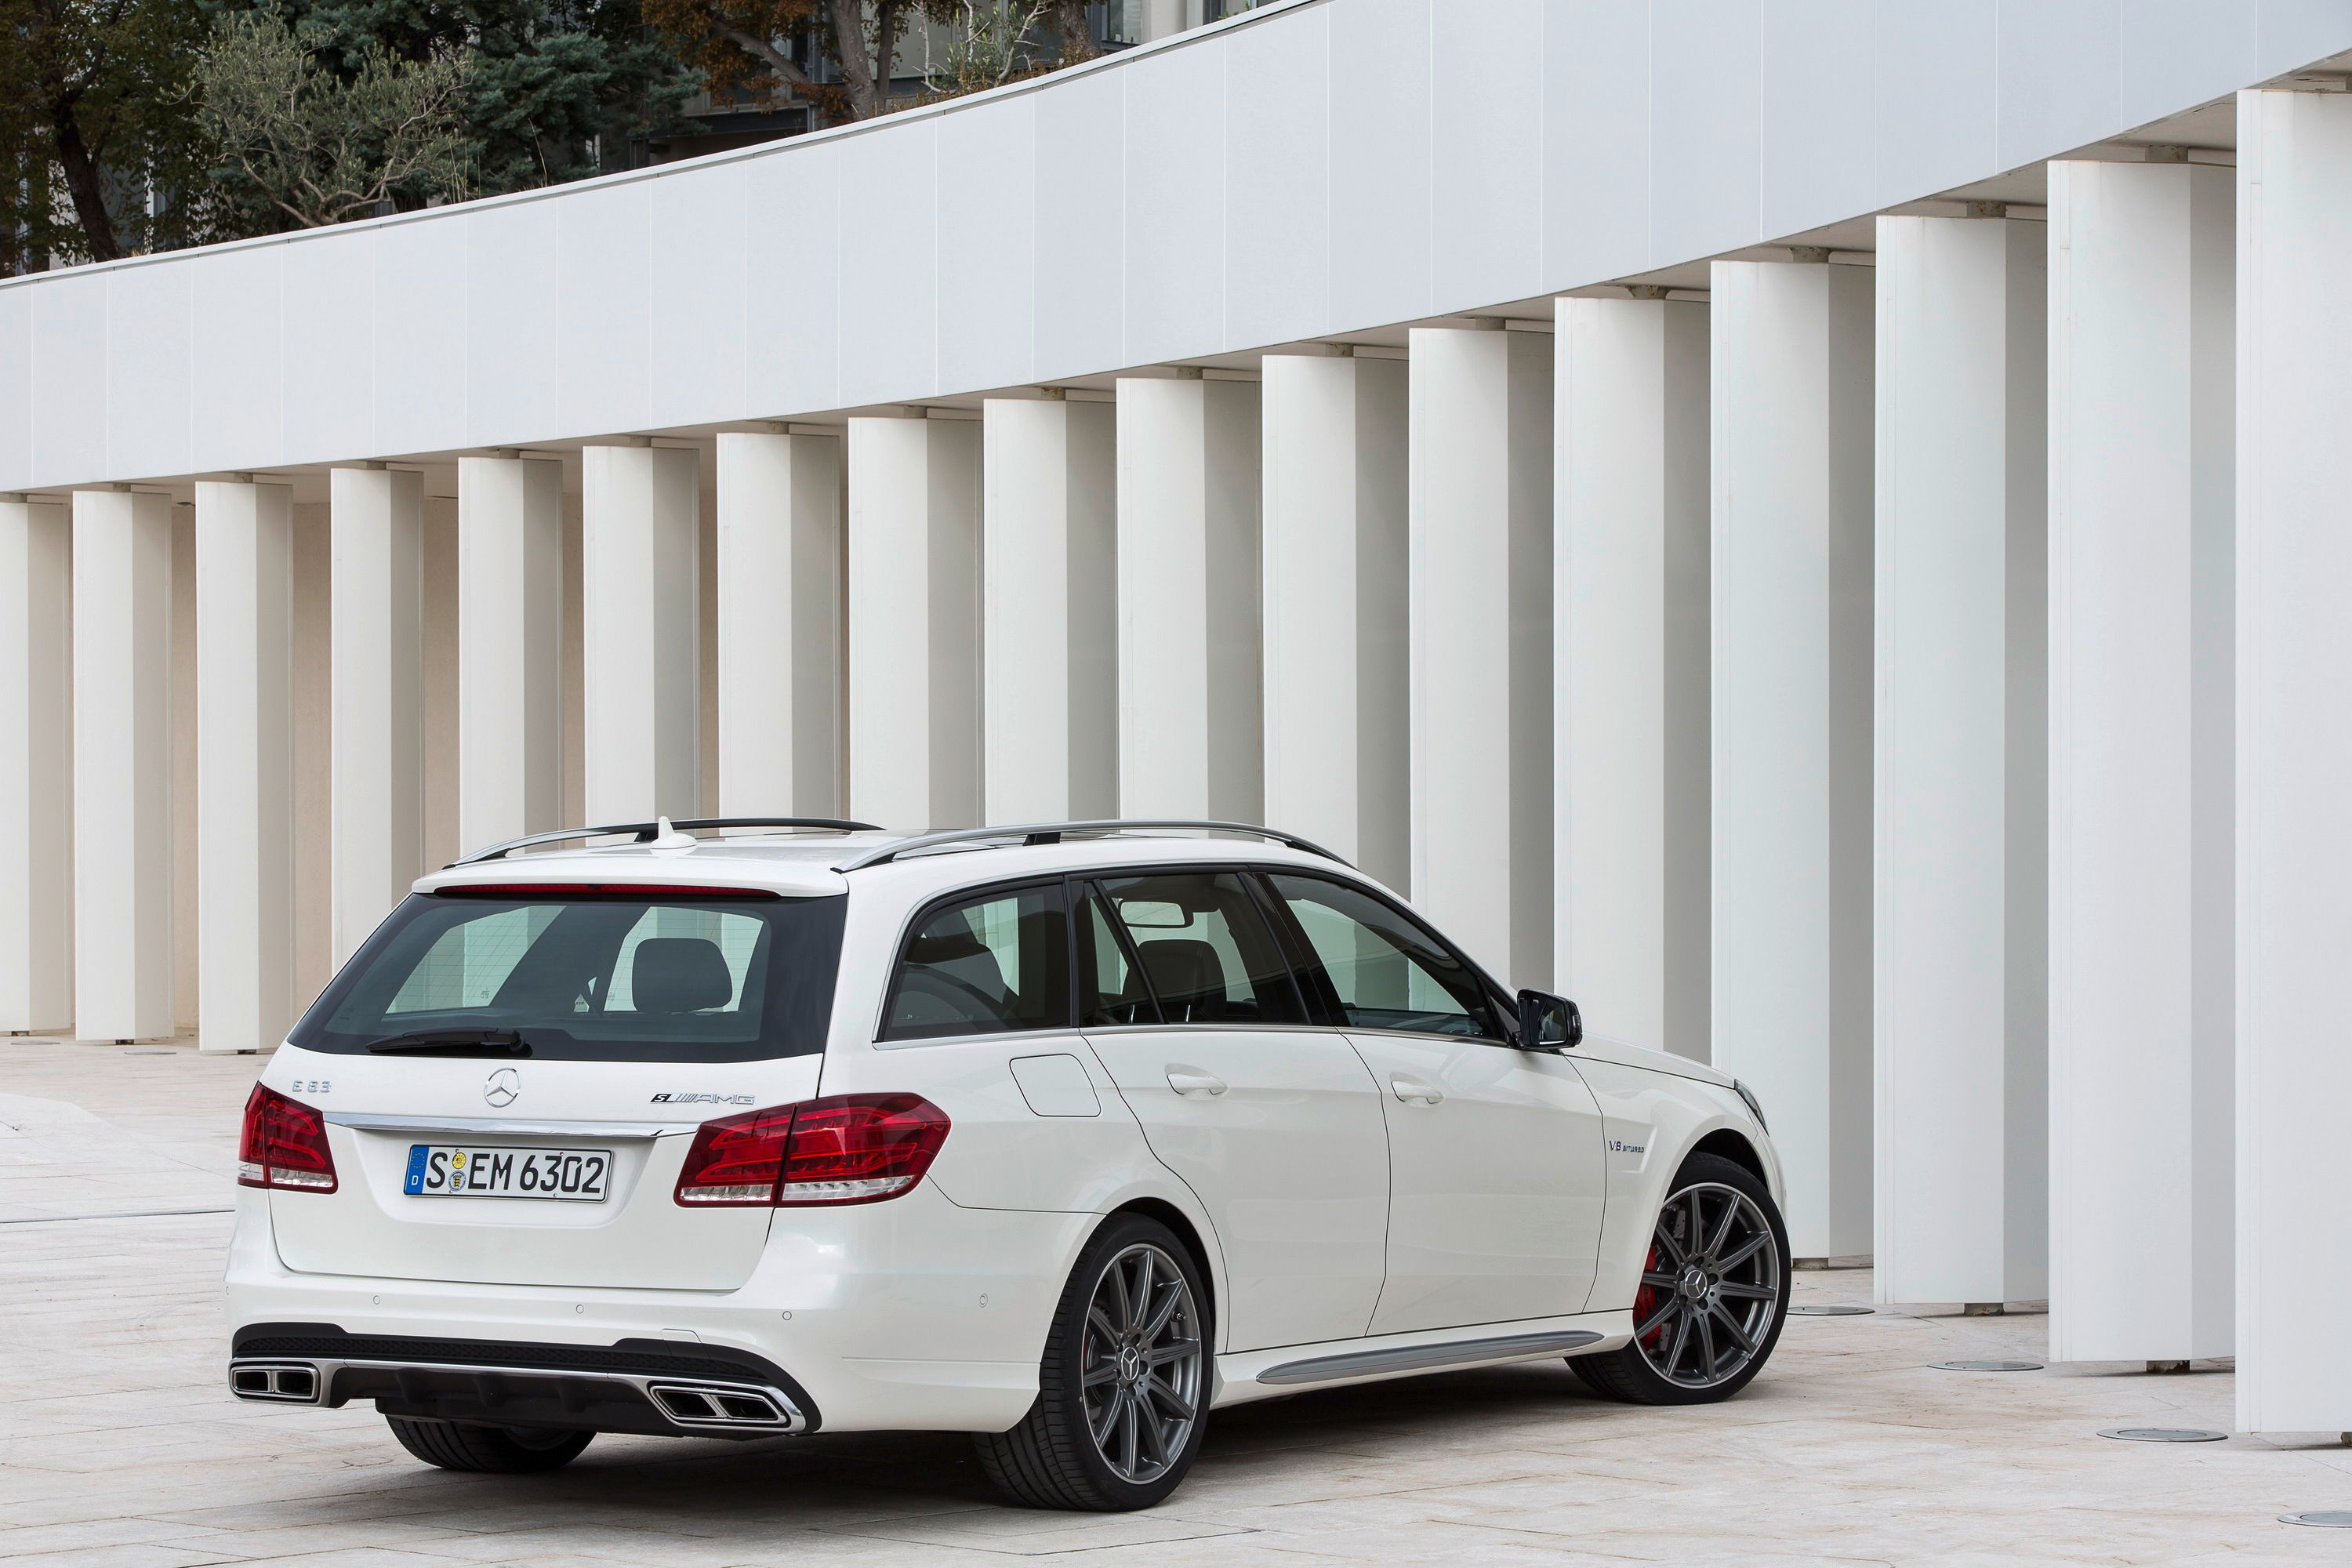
[2, 0, 2348, 1436]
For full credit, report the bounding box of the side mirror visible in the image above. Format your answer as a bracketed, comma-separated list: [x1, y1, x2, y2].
[1516, 989, 1582, 1051]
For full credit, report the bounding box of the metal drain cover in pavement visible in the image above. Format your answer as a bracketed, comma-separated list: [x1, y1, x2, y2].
[2098, 1428, 2227, 1443]
[1929, 1360, 2043, 1372]
[2281, 1512, 2352, 1527]
[1789, 1305, 1874, 1316]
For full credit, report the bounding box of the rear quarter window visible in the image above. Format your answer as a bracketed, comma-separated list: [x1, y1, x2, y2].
[880, 882, 1072, 1041]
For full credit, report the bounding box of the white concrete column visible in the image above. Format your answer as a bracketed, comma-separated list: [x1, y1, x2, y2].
[1873, 214, 2049, 1307]
[1116, 374, 1264, 822]
[419, 495, 462, 870]
[1407, 326, 1553, 987]
[1262, 351, 1409, 888]
[983, 395, 1116, 825]
[456, 456, 564, 855]
[846, 416, 982, 829]
[1710, 260, 1875, 1262]
[194, 480, 297, 1054]
[2046, 160, 2235, 1365]
[71, 489, 175, 1041]
[1555, 297, 1711, 1059]
[0, 499, 72, 1033]
[328, 467, 422, 964]
[289, 506, 332, 1007]
[2234, 88, 2352, 1434]
[582, 443, 700, 823]
[170, 506, 197, 1032]
[715, 430, 841, 818]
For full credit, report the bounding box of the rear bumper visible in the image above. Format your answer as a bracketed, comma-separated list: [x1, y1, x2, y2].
[223, 1186, 1091, 1433]
[228, 1324, 815, 1438]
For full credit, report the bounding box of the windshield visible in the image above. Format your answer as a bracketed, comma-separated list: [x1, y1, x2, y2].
[289, 891, 847, 1062]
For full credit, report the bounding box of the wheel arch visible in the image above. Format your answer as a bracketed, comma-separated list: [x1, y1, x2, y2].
[1684, 1127, 1768, 1187]
[1104, 1196, 1218, 1334]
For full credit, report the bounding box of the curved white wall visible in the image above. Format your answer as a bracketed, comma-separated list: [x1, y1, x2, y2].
[3, 0, 2350, 492]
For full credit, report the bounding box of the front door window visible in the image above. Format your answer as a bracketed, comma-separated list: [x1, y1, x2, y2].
[1262, 873, 1500, 1038]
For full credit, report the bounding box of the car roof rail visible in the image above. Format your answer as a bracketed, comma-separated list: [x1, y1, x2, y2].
[447, 816, 884, 868]
[829, 818, 1350, 873]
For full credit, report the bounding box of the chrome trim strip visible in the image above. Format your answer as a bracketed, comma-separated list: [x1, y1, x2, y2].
[1255, 1330, 1606, 1386]
[324, 1112, 694, 1140]
[227, 1356, 807, 1434]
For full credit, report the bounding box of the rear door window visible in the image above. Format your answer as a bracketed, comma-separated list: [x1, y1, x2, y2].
[880, 882, 1071, 1041]
[289, 891, 845, 1062]
[1076, 885, 1160, 1026]
[1095, 871, 1307, 1025]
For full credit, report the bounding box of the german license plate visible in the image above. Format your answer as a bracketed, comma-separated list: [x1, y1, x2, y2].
[404, 1145, 612, 1201]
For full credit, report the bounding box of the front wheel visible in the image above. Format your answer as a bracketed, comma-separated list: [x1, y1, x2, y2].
[974, 1214, 1210, 1510]
[1570, 1152, 1789, 1405]
[386, 1415, 593, 1473]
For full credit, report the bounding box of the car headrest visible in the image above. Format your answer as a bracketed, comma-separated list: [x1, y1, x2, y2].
[631, 937, 733, 1014]
[1135, 938, 1225, 1016]
[906, 924, 993, 964]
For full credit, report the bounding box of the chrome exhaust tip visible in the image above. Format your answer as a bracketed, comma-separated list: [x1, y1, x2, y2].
[230, 1360, 322, 1403]
[646, 1381, 793, 1429]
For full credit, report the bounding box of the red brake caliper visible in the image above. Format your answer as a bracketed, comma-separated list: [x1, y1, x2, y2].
[1633, 1243, 1663, 1348]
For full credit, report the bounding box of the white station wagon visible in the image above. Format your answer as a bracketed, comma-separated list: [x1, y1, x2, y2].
[227, 818, 1790, 1510]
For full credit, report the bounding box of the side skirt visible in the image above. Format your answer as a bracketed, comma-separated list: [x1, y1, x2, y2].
[1210, 1310, 1634, 1408]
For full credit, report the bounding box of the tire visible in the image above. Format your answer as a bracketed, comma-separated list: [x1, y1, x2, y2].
[1570, 1152, 1789, 1406]
[974, 1214, 1212, 1511]
[386, 1415, 593, 1473]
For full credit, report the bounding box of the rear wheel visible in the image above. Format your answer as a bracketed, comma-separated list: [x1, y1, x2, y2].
[974, 1214, 1210, 1510]
[386, 1415, 593, 1473]
[1570, 1152, 1788, 1406]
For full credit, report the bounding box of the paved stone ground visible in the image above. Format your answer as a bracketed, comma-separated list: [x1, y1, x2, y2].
[5, 1037, 2350, 1566]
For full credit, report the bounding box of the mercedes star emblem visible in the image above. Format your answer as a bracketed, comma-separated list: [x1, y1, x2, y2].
[483, 1067, 521, 1109]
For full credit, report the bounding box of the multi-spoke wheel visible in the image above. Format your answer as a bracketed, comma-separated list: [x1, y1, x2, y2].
[1571, 1152, 1789, 1405]
[1078, 1242, 1204, 1486]
[975, 1214, 1212, 1510]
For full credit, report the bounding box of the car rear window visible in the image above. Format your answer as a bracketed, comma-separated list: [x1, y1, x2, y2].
[288, 891, 846, 1062]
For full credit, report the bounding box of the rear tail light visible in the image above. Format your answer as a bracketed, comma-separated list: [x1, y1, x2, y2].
[674, 1094, 949, 1207]
[672, 1105, 799, 1204]
[238, 1084, 338, 1193]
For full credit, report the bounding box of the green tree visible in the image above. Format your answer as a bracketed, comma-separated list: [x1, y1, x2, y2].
[0, 0, 216, 270]
[195, 9, 470, 228]
[928, 1, 1051, 98]
[647, 0, 1094, 125]
[207, 2, 699, 199]
[1, 1, 700, 272]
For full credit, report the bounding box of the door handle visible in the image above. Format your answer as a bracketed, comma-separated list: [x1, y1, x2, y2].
[1166, 1067, 1228, 1097]
[1391, 1074, 1443, 1105]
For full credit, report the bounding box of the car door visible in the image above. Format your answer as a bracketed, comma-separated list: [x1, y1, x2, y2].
[1261, 871, 1609, 1335]
[1077, 869, 1391, 1352]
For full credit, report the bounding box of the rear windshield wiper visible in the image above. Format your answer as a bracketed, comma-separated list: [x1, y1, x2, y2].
[364, 1029, 531, 1057]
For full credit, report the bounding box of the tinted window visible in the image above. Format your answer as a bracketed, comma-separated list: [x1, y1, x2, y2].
[1266, 873, 1501, 1039]
[1077, 887, 1159, 1026]
[881, 884, 1071, 1040]
[289, 893, 845, 1062]
[1098, 871, 1305, 1025]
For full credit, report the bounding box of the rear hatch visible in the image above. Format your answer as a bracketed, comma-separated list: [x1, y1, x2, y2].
[265, 869, 845, 1291]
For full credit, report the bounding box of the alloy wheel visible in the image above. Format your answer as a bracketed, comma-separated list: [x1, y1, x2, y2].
[1631, 1181, 1782, 1388]
[1080, 1241, 1203, 1485]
